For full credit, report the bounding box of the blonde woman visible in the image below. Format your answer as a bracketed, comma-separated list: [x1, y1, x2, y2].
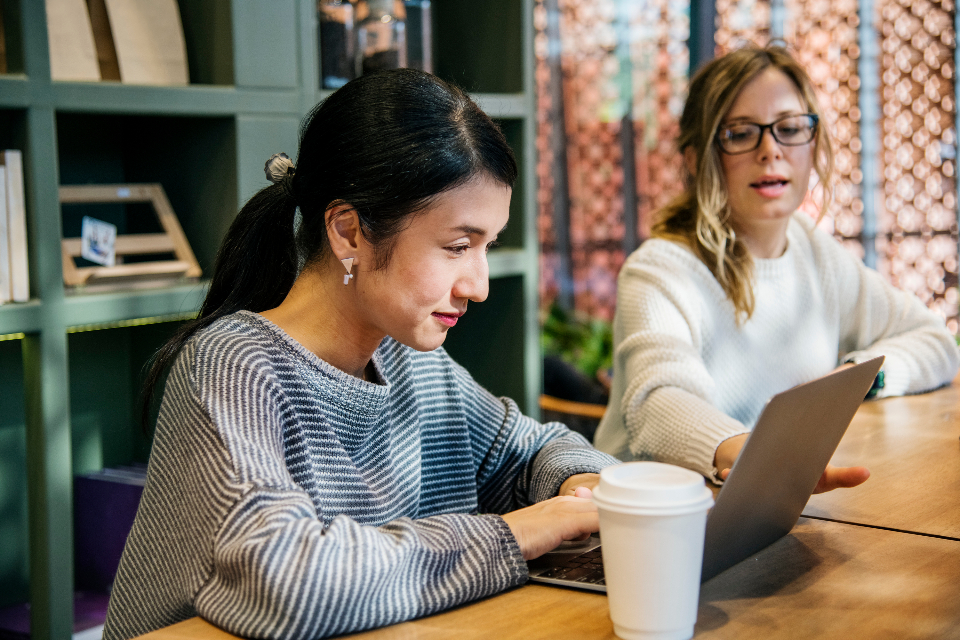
[593, 45, 959, 489]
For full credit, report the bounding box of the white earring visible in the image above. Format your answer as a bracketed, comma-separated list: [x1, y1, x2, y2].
[341, 257, 354, 285]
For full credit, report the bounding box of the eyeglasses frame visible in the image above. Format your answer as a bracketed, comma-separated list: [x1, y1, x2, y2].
[715, 113, 820, 155]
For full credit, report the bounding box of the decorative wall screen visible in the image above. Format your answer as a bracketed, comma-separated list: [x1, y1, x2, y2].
[535, 0, 688, 321]
[875, 0, 958, 330]
[536, 0, 959, 331]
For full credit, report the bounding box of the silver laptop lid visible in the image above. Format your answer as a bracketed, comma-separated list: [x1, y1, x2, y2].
[700, 356, 884, 582]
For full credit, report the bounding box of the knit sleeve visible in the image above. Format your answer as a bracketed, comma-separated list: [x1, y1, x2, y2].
[612, 244, 749, 479]
[186, 342, 528, 639]
[822, 229, 960, 396]
[448, 359, 619, 512]
[198, 488, 525, 640]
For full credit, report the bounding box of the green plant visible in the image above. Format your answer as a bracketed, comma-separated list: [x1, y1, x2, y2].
[540, 303, 613, 381]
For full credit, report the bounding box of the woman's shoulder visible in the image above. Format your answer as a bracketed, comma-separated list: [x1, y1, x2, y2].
[621, 237, 721, 292]
[184, 311, 325, 387]
[190, 311, 283, 361]
[629, 236, 701, 264]
[168, 313, 274, 394]
[624, 238, 701, 274]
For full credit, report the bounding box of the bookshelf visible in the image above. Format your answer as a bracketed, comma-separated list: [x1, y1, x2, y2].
[0, 2, 539, 640]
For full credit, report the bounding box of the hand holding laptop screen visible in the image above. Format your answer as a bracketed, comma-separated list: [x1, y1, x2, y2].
[715, 432, 871, 494]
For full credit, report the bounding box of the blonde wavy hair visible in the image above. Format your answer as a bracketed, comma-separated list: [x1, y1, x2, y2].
[653, 45, 834, 322]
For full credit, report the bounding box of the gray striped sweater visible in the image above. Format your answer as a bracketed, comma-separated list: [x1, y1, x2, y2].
[103, 311, 617, 640]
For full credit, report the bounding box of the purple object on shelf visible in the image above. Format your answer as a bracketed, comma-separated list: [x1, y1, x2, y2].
[0, 601, 29, 640]
[73, 591, 111, 632]
[0, 466, 145, 639]
[0, 592, 111, 639]
[74, 466, 146, 593]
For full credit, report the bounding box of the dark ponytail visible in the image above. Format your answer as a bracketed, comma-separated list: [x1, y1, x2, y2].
[140, 69, 517, 428]
[139, 182, 298, 427]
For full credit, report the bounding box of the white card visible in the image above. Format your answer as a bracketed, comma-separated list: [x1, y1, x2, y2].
[81, 216, 117, 267]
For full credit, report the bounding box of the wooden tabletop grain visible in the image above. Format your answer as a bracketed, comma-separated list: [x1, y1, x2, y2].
[803, 380, 960, 539]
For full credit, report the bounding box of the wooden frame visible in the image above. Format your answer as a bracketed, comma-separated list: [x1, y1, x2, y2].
[60, 183, 202, 286]
[539, 394, 607, 420]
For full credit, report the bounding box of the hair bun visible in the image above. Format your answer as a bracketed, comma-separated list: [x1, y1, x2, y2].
[264, 152, 295, 184]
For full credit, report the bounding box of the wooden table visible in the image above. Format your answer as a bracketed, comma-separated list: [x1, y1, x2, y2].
[139, 385, 960, 640]
[803, 382, 960, 539]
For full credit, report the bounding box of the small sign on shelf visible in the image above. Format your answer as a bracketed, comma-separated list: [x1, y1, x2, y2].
[80, 215, 118, 266]
[60, 183, 202, 287]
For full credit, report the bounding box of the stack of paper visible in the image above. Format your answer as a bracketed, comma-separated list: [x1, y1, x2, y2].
[0, 150, 29, 304]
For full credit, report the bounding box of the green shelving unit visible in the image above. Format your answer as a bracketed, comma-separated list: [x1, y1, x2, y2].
[0, 2, 539, 640]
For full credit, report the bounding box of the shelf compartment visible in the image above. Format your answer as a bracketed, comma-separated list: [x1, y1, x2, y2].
[69, 321, 188, 475]
[471, 93, 529, 119]
[0, 0, 24, 77]
[495, 118, 526, 250]
[0, 107, 27, 155]
[43, 0, 233, 88]
[443, 275, 527, 412]
[488, 247, 531, 279]
[64, 282, 206, 330]
[434, 0, 523, 94]
[0, 338, 29, 608]
[57, 113, 237, 282]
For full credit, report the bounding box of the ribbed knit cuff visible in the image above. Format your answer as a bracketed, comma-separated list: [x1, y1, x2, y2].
[842, 350, 902, 398]
[528, 433, 621, 503]
[486, 514, 529, 585]
[691, 423, 750, 484]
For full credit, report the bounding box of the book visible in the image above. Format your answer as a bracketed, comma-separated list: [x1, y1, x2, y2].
[103, 0, 188, 85]
[2, 150, 28, 302]
[44, 0, 101, 81]
[0, 165, 8, 304]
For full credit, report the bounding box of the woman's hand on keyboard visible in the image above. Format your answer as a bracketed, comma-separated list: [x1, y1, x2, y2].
[559, 473, 600, 496]
[502, 487, 599, 561]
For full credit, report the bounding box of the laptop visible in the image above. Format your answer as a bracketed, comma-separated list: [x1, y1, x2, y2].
[528, 356, 884, 590]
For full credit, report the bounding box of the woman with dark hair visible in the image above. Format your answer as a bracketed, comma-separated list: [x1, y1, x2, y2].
[104, 70, 617, 640]
[594, 45, 958, 488]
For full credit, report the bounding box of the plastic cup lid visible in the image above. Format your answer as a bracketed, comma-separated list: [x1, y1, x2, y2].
[592, 461, 713, 513]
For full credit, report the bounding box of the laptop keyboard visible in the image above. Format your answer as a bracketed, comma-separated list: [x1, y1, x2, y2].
[532, 548, 606, 586]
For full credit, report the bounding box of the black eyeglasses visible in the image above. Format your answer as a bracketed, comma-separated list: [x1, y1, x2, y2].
[715, 114, 819, 155]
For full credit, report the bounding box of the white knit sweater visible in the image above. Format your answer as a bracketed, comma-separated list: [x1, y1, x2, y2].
[593, 213, 960, 479]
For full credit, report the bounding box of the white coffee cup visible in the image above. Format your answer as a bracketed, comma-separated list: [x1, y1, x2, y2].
[592, 461, 714, 640]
